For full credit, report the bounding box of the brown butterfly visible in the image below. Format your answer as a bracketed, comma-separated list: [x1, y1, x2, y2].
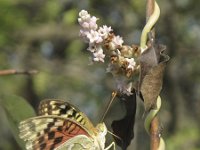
[19, 99, 115, 150]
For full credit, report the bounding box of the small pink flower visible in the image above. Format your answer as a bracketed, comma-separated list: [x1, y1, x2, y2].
[125, 58, 136, 70]
[79, 29, 90, 43]
[78, 10, 98, 30]
[93, 47, 105, 62]
[98, 25, 112, 39]
[87, 43, 96, 52]
[78, 10, 90, 24]
[81, 22, 90, 29]
[87, 30, 103, 44]
[112, 35, 124, 46]
[89, 16, 98, 30]
[107, 35, 124, 50]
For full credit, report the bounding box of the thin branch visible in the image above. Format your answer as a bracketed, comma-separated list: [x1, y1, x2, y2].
[0, 69, 38, 76]
[150, 116, 160, 149]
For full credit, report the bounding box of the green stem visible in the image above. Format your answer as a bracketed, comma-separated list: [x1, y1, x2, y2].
[144, 96, 161, 134]
[144, 96, 165, 150]
[140, 1, 160, 52]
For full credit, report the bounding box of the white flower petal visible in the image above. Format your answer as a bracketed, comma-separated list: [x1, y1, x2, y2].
[93, 47, 105, 62]
[98, 25, 112, 39]
[125, 58, 136, 70]
[87, 30, 103, 44]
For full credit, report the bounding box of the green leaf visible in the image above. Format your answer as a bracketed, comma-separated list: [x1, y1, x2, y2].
[0, 95, 36, 149]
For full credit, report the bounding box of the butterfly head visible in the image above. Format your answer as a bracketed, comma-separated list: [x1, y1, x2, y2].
[94, 123, 107, 148]
[96, 122, 107, 135]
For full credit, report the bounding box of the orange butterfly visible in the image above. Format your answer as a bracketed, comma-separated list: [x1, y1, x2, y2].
[19, 99, 115, 150]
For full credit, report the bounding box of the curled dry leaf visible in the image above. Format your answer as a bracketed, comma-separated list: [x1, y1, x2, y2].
[139, 36, 170, 111]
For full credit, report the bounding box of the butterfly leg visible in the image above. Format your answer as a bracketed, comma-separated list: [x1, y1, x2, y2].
[105, 142, 115, 150]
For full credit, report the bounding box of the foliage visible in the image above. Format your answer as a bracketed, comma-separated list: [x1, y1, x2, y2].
[0, 95, 35, 150]
[0, 0, 200, 149]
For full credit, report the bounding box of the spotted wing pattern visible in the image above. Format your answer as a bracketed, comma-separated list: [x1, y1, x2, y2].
[38, 99, 81, 117]
[38, 99, 95, 131]
[18, 99, 111, 150]
[19, 116, 91, 150]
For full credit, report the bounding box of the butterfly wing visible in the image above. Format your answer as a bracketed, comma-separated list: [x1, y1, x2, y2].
[38, 99, 96, 134]
[55, 135, 98, 150]
[19, 116, 91, 150]
[38, 99, 80, 117]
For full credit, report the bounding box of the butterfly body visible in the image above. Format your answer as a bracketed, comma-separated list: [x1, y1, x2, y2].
[19, 99, 114, 150]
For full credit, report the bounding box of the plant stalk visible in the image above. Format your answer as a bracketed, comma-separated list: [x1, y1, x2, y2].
[146, 0, 160, 150]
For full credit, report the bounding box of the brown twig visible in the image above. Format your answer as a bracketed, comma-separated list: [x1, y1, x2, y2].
[150, 116, 160, 149]
[146, 0, 160, 150]
[0, 69, 38, 76]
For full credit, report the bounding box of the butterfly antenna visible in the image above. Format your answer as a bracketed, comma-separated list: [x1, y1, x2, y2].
[100, 91, 117, 122]
[107, 130, 122, 141]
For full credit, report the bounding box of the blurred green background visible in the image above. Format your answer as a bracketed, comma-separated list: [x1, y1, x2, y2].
[0, 0, 200, 149]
